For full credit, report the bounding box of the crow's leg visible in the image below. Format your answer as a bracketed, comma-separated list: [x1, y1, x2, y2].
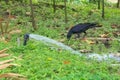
[83, 31, 87, 38]
[75, 33, 80, 39]
[77, 33, 80, 38]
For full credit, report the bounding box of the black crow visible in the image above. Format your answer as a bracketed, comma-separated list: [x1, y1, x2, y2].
[23, 34, 29, 46]
[67, 22, 102, 40]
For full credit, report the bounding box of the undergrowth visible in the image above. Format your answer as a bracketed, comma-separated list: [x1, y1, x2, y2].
[0, 0, 120, 80]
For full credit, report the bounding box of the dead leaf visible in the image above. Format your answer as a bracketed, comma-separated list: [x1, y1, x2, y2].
[102, 39, 111, 48]
[100, 34, 109, 38]
[84, 39, 95, 44]
[0, 63, 19, 70]
[0, 73, 26, 79]
[9, 29, 22, 34]
[0, 48, 9, 54]
[111, 24, 118, 29]
[26, 12, 31, 16]
[80, 49, 92, 53]
[59, 33, 65, 36]
[85, 37, 112, 41]
[0, 53, 9, 58]
[0, 37, 5, 41]
[113, 53, 120, 57]
[9, 15, 16, 19]
[59, 39, 65, 42]
[63, 60, 70, 65]
[0, 18, 4, 22]
[0, 37, 9, 43]
[0, 59, 14, 65]
[113, 31, 120, 37]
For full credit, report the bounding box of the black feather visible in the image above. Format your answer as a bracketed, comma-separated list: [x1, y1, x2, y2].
[23, 34, 29, 46]
[67, 22, 102, 39]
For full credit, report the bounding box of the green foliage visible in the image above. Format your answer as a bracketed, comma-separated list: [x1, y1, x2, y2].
[0, 1, 120, 80]
[1, 41, 120, 80]
[25, 0, 38, 4]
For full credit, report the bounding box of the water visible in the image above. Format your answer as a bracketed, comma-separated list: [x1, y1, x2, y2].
[87, 53, 120, 61]
[29, 34, 120, 62]
[29, 34, 81, 55]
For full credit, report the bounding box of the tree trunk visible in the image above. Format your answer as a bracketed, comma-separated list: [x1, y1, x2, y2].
[102, 0, 104, 19]
[30, 0, 36, 30]
[117, 0, 120, 8]
[5, 0, 9, 4]
[98, 0, 100, 9]
[53, 0, 56, 13]
[64, 0, 67, 23]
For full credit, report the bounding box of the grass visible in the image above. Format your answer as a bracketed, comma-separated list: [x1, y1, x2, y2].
[1, 41, 120, 80]
[0, 1, 120, 80]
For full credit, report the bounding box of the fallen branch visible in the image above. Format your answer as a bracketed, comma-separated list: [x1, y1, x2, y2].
[84, 38, 112, 41]
[83, 37, 120, 41]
